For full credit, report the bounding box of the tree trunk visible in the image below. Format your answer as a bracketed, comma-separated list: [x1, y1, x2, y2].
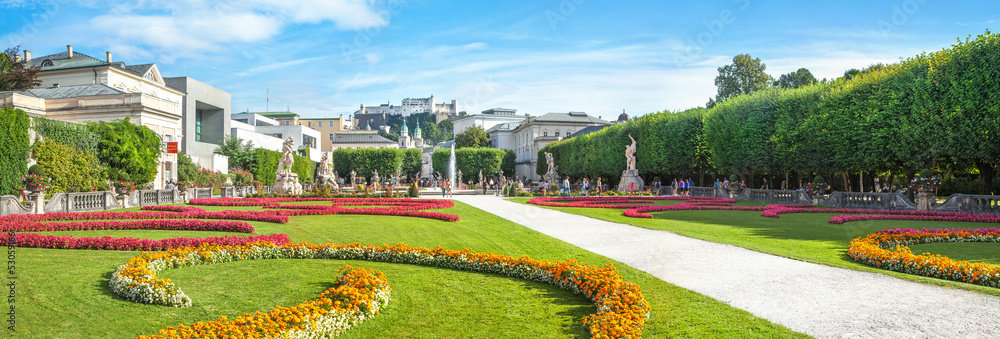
[976, 160, 996, 195]
[699, 169, 705, 187]
[842, 172, 850, 192]
[902, 167, 916, 201]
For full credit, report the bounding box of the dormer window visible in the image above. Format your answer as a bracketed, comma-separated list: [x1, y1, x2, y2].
[41, 60, 54, 67]
[144, 73, 155, 80]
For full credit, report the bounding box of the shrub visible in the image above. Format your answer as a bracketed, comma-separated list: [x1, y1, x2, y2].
[27, 164, 45, 176]
[407, 182, 420, 197]
[87, 118, 162, 185]
[32, 116, 99, 155]
[177, 152, 198, 181]
[32, 139, 107, 194]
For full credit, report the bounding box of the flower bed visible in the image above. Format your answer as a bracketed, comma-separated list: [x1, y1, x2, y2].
[528, 196, 734, 209]
[139, 265, 390, 339]
[111, 241, 650, 338]
[189, 197, 461, 222]
[847, 228, 1000, 287]
[759, 205, 1000, 225]
[0, 209, 289, 224]
[0, 219, 254, 233]
[0, 233, 289, 251]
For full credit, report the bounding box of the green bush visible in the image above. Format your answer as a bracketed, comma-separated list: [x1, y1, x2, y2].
[0, 107, 30, 195]
[252, 149, 282, 185]
[177, 153, 198, 181]
[432, 148, 506, 179]
[813, 175, 825, 183]
[28, 164, 45, 176]
[408, 181, 420, 197]
[32, 139, 106, 194]
[87, 118, 162, 185]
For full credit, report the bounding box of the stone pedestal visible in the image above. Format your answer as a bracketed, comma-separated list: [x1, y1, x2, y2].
[812, 196, 821, 206]
[179, 190, 189, 203]
[316, 175, 338, 190]
[730, 188, 741, 199]
[117, 194, 129, 209]
[917, 191, 934, 211]
[271, 173, 303, 196]
[30, 193, 45, 214]
[617, 169, 644, 192]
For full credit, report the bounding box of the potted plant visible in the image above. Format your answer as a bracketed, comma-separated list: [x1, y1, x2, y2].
[22, 165, 50, 194]
[805, 175, 827, 205]
[910, 169, 940, 210]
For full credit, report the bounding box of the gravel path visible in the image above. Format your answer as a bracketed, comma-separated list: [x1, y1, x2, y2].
[450, 195, 1000, 339]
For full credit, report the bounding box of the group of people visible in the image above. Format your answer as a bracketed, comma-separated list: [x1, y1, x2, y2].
[556, 176, 602, 197]
[673, 178, 695, 195]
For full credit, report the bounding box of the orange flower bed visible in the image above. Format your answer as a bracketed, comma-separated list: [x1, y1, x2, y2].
[847, 228, 1000, 288]
[112, 241, 650, 338]
[139, 265, 390, 339]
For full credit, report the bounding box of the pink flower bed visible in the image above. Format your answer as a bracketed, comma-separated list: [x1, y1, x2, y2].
[0, 219, 254, 233]
[829, 213, 1000, 224]
[190, 197, 461, 222]
[528, 196, 731, 210]
[0, 233, 289, 251]
[624, 204, 766, 219]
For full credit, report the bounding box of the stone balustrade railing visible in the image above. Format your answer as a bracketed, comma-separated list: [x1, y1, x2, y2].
[819, 192, 917, 210]
[737, 189, 812, 204]
[933, 194, 1000, 214]
[43, 191, 120, 213]
[0, 195, 34, 216]
[190, 188, 213, 200]
[128, 189, 181, 207]
[689, 186, 729, 198]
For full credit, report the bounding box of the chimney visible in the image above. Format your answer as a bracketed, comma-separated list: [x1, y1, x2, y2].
[106, 51, 112, 63]
[52, 83, 60, 88]
[67, 45, 74, 58]
[23, 50, 31, 62]
[13, 54, 20, 63]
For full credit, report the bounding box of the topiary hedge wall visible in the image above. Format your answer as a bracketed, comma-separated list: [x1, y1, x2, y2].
[0, 107, 30, 195]
[432, 147, 506, 183]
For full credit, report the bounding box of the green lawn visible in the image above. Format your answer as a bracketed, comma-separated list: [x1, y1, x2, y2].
[3, 201, 807, 338]
[510, 197, 1000, 297]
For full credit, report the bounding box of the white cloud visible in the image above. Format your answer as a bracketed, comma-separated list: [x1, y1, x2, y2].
[237, 55, 327, 77]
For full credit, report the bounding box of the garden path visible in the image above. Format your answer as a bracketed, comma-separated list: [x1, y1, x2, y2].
[450, 195, 1000, 338]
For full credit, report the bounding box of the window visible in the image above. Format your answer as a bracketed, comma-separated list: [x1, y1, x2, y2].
[329, 133, 335, 141]
[195, 109, 204, 142]
[285, 121, 289, 126]
[555, 132, 560, 137]
[308, 122, 312, 127]
[543, 131, 548, 137]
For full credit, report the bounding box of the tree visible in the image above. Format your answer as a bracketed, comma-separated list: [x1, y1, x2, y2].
[214, 135, 255, 170]
[454, 125, 489, 148]
[378, 130, 399, 142]
[714, 54, 774, 103]
[0, 46, 41, 91]
[842, 68, 862, 80]
[774, 68, 818, 89]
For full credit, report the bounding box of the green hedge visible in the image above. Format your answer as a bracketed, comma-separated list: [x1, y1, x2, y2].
[251, 148, 316, 185]
[87, 118, 162, 185]
[0, 107, 30, 195]
[332, 148, 416, 179]
[432, 148, 506, 183]
[32, 117, 99, 155]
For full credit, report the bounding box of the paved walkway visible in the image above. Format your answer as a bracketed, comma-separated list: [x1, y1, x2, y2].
[451, 195, 1000, 339]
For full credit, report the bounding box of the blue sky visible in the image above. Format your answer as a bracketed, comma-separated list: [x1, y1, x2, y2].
[2, 0, 996, 120]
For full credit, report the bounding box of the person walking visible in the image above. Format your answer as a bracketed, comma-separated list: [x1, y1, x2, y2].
[580, 178, 590, 197]
[441, 179, 448, 197]
[672, 178, 678, 196]
[687, 178, 694, 196]
[561, 176, 571, 197]
[595, 177, 603, 195]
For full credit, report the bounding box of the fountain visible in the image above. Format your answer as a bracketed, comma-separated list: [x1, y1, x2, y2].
[449, 143, 457, 189]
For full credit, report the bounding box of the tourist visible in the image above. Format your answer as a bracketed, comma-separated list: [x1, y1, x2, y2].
[562, 176, 571, 197]
[687, 178, 694, 195]
[580, 178, 590, 196]
[165, 181, 175, 190]
[517, 180, 524, 195]
[761, 177, 770, 190]
[672, 178, 678, 195]
[781, 180, 788, 190]
[595, 177, 602, 195]
[441, 179, 447, 197]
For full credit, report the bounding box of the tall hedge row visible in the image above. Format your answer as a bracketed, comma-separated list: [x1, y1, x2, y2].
[0, 107, 30, 196]
[33, 117, 100, 156]
[432, 148, 507, 182]
[251, 148, 315, 185]
[540, 31, 1000, 193]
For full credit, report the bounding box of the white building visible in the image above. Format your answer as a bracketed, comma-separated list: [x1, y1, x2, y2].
[164, 77, 231, 173]
[355, 95, 457, 117]
[1, 45, 184, 189]
[329, 131, 398, 150]
[398, 123, 423, 149]
[231, 113, 321, 161]
[452, 108, 526, 137]
[511, 112, 610, 180]
[486, 121, 522, 151]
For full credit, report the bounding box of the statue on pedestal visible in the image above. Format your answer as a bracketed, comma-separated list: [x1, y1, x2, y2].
[270, 137, 303, 195]
[617, 134, 644, 192]
[543, 152, 560, 189]
[315, 152, 338, 189]
[350, 170, 357, 187]
[457, 170, 463, 188]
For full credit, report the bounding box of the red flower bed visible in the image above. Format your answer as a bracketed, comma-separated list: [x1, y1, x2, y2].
[189, 197, 461, 222]
[0, 219, 254, 233]
[0, 233, 289, 251]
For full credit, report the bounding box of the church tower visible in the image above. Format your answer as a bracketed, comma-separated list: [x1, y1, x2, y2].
[399, 123, 411, 148]
[414, 122, 423, 148]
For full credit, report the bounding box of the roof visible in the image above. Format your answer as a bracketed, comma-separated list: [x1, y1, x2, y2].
[123, 64, 155, 76]
[567, 125, 611, 138]
[6, 84, 126, 99]
[255, 111, 300, 119]
[486, 121, 523, 133]
[533, 112, 609, 124]
[330, 132, 396, 144]
[29, 51, 108, 71]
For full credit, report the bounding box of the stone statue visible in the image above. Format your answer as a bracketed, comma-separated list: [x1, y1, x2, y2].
[371, 170, 380, 189]
[316, 152, 337, 188]
[457, 170, 463, 188]
[617, 134, 644, 192]
[543, 152, 560, 188]
[545, 152, 557, 173]
[350, 170, 357, 187]
[478, 170, 483, 187]
[270, 137, 303, 195]
[278, 137, 296, 176]
[625, 134, 637, 171]
[499, 169, 504, 179]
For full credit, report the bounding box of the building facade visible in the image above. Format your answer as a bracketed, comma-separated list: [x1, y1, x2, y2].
[164, 76, 231, 173]
[355, 95, 457, 117]
[232, 112, 321, 161]
[298, 116, 348, 152]
[452, 108, 526, 137]
[510, 112, 610, 180]
[329, 131, 398, 150]
[1, 45, 184, 189]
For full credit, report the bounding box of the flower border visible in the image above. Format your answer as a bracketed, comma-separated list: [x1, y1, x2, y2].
[139, 265, 390, 339]
[847, 228, 1000, 287]
[111, 241, 650, 338]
